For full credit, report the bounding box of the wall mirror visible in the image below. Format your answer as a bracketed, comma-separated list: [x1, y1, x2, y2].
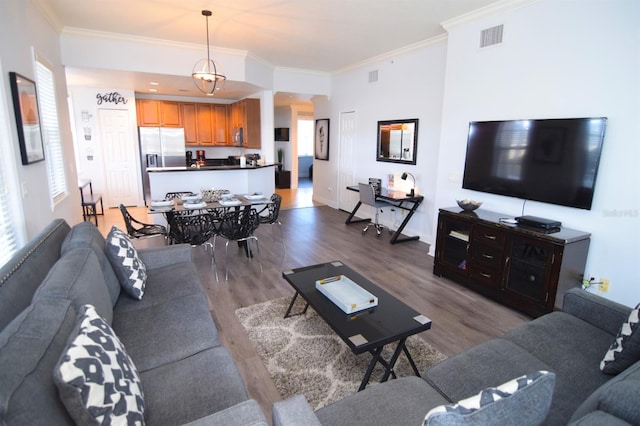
[376, 119, 418, 165]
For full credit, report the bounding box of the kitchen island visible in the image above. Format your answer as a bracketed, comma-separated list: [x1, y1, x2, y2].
[147, 164, 277, 202]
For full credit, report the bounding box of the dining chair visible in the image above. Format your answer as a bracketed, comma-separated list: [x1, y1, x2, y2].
[164, 191, 194, 200]
[358, 183, 394, 237]
[167, 211, 218, 280]
[119, 204, 167, 241]
[215, 208, 261, 280]
[257, 193, 284, 248]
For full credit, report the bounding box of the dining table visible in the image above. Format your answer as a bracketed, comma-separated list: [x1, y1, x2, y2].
[148, 193, 273, 258]
[148, 193, 273, 214]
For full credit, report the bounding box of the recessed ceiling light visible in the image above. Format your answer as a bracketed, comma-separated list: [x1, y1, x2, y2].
[149, 88, 158, 92]
[150, 82, 159, 86]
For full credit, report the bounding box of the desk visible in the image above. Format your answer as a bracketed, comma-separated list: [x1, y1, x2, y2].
[346, 186, 424, 244]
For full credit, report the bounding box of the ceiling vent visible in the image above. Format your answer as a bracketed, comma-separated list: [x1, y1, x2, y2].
[368, 70, 379, 83]
[480, 24, 503, 48]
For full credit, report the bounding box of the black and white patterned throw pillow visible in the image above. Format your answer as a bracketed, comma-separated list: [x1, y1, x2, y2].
[424, 370, 555, 426]
[105, 226, 147, 300]
[601, 303, 640, 375]
[54, 304, 144, 425]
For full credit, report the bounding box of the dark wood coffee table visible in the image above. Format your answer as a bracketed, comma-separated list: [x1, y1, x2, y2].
[282, 261, 432, 391]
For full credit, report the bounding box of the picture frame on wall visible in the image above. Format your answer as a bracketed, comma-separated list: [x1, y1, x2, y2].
[315, 118, 330, 160]
[9, 72, 45, 165]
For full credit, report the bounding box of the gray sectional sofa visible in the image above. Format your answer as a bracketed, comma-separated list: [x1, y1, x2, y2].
[0, 219, 267, 425]
[273, 287, 640, 425]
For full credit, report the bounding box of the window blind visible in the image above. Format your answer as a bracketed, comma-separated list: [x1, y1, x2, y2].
[35, 58, 67, 202]
[0, 60, 21, 267]
[0, 170, 19, 267]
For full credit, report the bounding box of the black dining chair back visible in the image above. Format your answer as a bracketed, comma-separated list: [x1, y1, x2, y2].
[167, 211, 218, 279]
[216, 208, 261, 280]
[168, 211, 217, 246]
[119, 204, 167, 240]
[164, 191, 194, 200]
[258, 193, 283, 226]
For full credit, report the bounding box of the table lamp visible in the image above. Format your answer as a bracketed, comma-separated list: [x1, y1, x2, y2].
[401, 172, 415, 197]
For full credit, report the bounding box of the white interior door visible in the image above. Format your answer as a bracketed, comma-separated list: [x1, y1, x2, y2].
[98, 109, 140, 207]
[338, 111, 357, 211]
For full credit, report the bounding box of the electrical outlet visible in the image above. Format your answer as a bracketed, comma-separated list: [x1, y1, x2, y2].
[599, 278, 610, 293]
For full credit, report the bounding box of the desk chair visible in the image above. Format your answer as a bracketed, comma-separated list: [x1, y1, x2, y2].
[358, 183, 393, 237]
[119, 204, 167, 241]
[79, 180, 104, 225]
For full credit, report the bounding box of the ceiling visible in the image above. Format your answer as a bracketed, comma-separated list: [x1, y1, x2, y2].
[37, 0, 501, 103]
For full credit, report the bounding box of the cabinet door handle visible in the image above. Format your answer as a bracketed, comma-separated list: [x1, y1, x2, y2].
[484, 234, 497, 240]
[480, 272, 491, 279]
[482, 253, 494, 260]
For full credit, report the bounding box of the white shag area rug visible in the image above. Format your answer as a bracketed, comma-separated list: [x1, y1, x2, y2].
[235, 296, 447, 409]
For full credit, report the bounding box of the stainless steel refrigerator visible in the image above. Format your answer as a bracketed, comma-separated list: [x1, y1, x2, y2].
[139, 127, 186, 205]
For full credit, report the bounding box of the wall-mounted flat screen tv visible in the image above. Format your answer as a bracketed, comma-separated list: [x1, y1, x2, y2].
[462, 117, 607, 210]
[275, 127, 290, 141]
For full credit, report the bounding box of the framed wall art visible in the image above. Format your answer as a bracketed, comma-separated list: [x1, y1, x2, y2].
[9, 72, 45, 165]
[315, 118, 330, 161]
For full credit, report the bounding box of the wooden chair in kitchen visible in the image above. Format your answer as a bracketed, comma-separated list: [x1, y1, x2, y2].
[215, 208, 261, 280]
[119, 204, 167, 241]
[79, 180, 104, 226]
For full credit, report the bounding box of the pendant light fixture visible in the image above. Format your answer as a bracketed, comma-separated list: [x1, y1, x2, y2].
[192, 10, 226, 95]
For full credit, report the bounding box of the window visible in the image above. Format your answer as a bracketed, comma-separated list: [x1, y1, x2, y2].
[34, 55, 67, 203]
[297, 119, 314, 156]
[0, 60, 25, 267]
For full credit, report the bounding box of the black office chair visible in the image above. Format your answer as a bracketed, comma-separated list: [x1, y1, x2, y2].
[119, 204, 167, 240]
[358, 183, 393, 237]
[215, 208, 261, 280]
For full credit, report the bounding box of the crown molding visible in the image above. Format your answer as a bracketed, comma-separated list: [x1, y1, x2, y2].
[334, 33, 448, 76]
[31, 0, 64, 33]
[441, 0, 540, 31]
[60, 27, 248, 58]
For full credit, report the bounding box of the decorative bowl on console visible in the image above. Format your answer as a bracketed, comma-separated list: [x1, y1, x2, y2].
[456, 199, 482, 212]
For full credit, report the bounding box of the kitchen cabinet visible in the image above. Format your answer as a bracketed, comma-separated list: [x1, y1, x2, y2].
[213, 104, 228, 145]
[137, 98, 257, 147]
[137, 100, 182, 127]
[229, 98, 261, 148]
[196, 104, 214, 145]
[183, 103, 228, 146]
[181, 103, 197, 144]
[433, 207, 591, 317]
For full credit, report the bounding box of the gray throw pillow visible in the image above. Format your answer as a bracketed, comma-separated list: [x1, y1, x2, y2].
[424, 370, 555, 426]
[105, 226, 147, 300]
[54, 304, 145, 425]
[600, 303, 640, 375]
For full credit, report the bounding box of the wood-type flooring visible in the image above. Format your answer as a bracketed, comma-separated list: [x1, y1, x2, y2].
[100, 204, 530, 422]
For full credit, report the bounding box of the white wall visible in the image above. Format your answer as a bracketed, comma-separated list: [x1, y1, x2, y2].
[0, 0, 81, 237]
[68, 87, 141, 205]
[436, 0, 639, 306]
[320, 39, 448, 240]
[322, 0, 639, 306]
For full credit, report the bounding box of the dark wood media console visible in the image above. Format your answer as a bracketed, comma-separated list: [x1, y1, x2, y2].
[434, 207, 591, 317]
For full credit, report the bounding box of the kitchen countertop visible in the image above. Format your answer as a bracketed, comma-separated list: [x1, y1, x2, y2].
[147, 164, 278, 172]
